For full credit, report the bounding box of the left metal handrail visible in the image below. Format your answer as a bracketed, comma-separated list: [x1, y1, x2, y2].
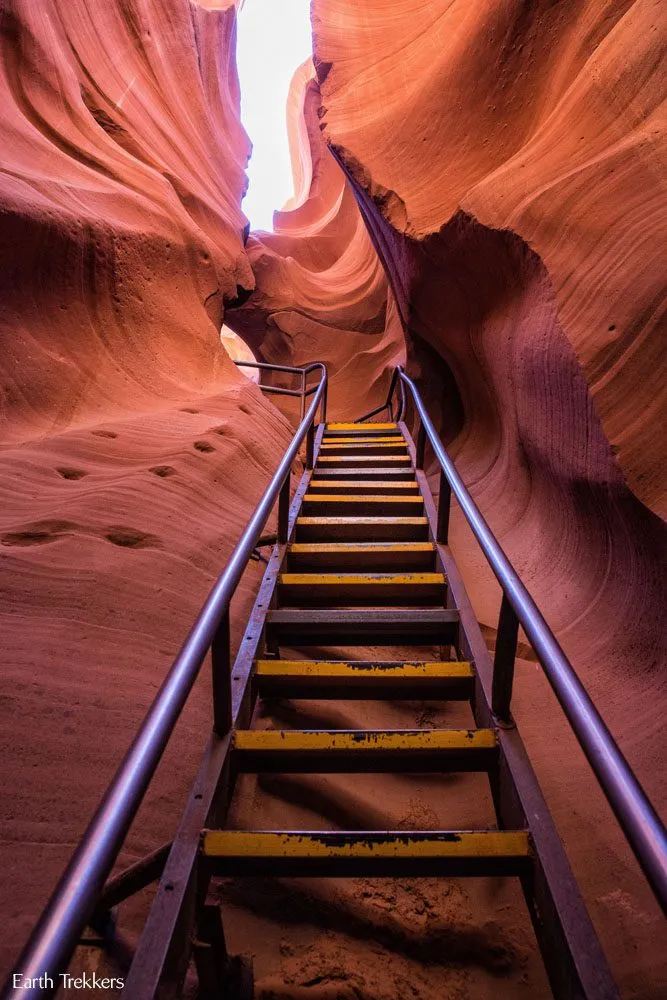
[3, 363, 328, 1000]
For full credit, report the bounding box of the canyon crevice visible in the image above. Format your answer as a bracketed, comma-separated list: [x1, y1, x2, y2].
[0, 0, 665, 997]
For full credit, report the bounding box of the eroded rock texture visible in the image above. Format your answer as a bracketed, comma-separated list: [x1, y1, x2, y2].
[0, 0, 253, 443]
[311, 0, 667, 992]
[227, 59, 405, 418]
[0, 0, 299, 977]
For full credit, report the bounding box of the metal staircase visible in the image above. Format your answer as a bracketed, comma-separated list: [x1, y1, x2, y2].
[5, 363, 666, 1000]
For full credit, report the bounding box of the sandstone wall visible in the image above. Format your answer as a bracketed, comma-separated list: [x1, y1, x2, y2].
[312, 0, 667, 991]
[0, 0, 253, 444]
[227, 59, 405, 419]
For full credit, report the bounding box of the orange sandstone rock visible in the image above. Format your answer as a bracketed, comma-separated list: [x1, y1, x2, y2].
[227, 60, 405, 419]
[0, 0, 253, 444]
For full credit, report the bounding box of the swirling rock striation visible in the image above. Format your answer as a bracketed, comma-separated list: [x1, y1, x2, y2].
[227, 59, 405, 419]
[0, 0, 253, 444]
[313, 0, 667, 992]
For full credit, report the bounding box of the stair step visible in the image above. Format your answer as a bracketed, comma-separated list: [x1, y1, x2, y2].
[320, 442, 408, 455]
[325, 422, 397, 433]
[265, 608, 459, 646]
[308, 480, 419, 495]
[201, 830, 532, 877]
[253, 659, 474, 699]
[320, 436, 404, 445]
[287, 542, 437, 572]
[278, 572, 445, 607]
[310, 467, 414, 481]
[302, 495, 424, 516]
[317, 455, 411, 467]
[232, 728, 496, 772]
[295, 517, 429, 542]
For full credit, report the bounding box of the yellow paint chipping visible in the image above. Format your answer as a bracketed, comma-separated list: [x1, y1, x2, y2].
[296, 517, 428, 526]
[326, 423, 397, 430]
[279, 573, 445, 585]
[202, 831, 531, 859]
[289, 542, 435, 553]
[320, 442, 408, 450]
[254, 660, 474, 678]
[317, 456, 410, 463]
[304, 495, 423, 504]
[233, 729, 495, 751]
[320, 437, 404, 444]
[309, 481, 418, 490]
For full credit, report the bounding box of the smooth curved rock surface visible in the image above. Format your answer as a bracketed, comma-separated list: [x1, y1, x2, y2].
[314, 0, 667, 519]
[227, 59, 405, 419]
[0, 0, 253, 444]
[312, 0, 667, 993]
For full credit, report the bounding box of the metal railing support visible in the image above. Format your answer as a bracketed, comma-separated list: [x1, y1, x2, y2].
[211, 609, 232, 736]
[491, 595, 520, 725]
[277, 477, 291, 544]
[415, 422, 427, 469]
[235, 361, 328, 427]
[436, 469, 451, 544]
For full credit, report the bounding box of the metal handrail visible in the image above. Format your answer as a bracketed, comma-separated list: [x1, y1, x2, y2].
[3, 363, 328, 1000]
[235, 360, 329, 423]
[359, 365, 667, 914]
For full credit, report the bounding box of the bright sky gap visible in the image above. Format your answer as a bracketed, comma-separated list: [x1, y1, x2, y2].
[236, 0, 313, 232]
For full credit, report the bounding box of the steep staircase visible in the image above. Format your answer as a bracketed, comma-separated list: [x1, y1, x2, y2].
[177, 418, 616, 1000]
[204, 422, 527, 884]
[8, 363, 665, 1000]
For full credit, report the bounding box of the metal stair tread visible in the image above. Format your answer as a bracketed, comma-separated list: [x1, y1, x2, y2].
[325, 422, 397, 431]
[278, 572, 445, 584]
[200, 830, 532, 876]
[254, 659, 473, 677]
[233, 728, 496, 749]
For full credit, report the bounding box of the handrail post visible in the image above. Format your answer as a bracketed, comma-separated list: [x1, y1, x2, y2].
[321, 377, 328, 425]
[211, 609, 232, 736]
[436, 469, 451, 544]
[277, 476, 291, 544]
[306, 423, 315, 469]
[491, 594, 520, 725]
[416, 422, 427, 469]
[299, 370, 306, 423]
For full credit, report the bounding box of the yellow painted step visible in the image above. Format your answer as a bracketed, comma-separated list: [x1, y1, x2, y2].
[320, 437, 404, 445]
[309, 480, 419, 491]
[317, 455, 411, 464]
[201, 831, 532, 876]
[302, 495, 423, 517]
[320, 442, 407, 450]
[232, 728, 496, 772]
[303, 495, 423, 504]
[253, 659, 474, 699]
[234, 729, 494, 751]
[254, 660, 473, 680]
[278, 572, 445, 607]
[287, 541, 436, 571]
[295, 516, 429, 542]
[326, 423, 397, 431]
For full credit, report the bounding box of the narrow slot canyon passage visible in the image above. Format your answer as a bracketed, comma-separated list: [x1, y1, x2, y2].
[0, 2, 665, 1000]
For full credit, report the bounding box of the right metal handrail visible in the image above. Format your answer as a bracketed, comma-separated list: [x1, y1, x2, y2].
[361, 365, 667, 915]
